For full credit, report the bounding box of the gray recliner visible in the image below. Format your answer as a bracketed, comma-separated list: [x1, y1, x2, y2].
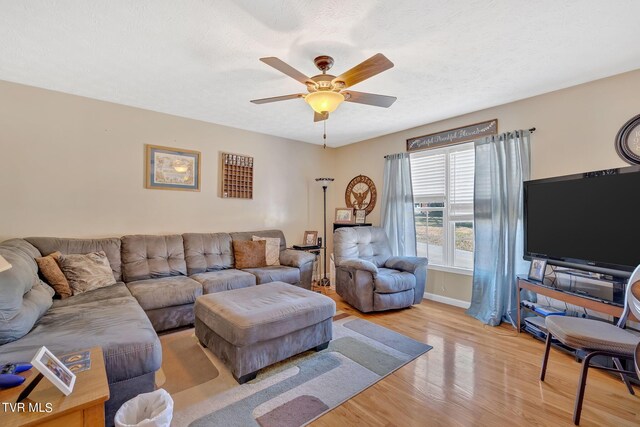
[333, 226, 428, 312]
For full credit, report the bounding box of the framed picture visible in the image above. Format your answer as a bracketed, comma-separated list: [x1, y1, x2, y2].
[528, 258, 547, 282]
[145, 144, 201, 191]
[354, 209, 366, 224]
[303, 231, 318, 246]
[335, 207, 354, 224]
[31, 346, 76, 396]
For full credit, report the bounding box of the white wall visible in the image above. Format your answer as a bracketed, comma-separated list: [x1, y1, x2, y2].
[0, 80, 337, 245]
[334, 69, 640, 302]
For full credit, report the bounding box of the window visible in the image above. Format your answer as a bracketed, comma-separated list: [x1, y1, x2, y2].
[410, 142, 475, 271]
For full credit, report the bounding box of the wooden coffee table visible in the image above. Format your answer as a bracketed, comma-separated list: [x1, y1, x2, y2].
[0, 346, 109, 427]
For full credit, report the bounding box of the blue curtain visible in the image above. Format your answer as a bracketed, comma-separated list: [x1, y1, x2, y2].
[467, 130, 531, 326]
[381, 153, 417, 256]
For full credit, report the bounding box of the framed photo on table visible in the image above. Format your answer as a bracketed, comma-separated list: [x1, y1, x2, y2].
[303, 231, 318, 246]
[528, 258, 547, 282]
[145, 144, 201, 191]
[335, 207, 354, 224]
[31, 346, 76, 396]
[354, 209, 366, 224]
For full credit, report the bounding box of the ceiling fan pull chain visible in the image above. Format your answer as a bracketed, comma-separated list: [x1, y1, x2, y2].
[323, 120, 327, 149]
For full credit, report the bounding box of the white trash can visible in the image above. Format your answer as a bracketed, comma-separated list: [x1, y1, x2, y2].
[114, 389, 173, 427]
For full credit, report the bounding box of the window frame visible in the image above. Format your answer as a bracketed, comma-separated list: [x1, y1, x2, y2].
[410, 142, 475, 273]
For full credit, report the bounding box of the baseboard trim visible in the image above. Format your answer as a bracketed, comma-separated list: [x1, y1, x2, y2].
[423, 292, 471, 309]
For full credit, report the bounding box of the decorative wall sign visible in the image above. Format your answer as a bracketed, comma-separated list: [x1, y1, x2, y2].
[406, 119, 498, 152]
[145, 145, 201, 191]
[221, 153, 254, 199]
[345, 175, 377, 216]
[615, 114, 640, 165]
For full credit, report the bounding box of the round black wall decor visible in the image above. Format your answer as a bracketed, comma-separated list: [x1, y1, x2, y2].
[615, 114, 640, 165]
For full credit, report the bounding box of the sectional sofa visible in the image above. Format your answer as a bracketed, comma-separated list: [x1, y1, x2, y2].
[0, 230, 315, 424]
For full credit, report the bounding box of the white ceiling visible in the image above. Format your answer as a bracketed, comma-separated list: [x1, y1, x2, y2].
[1, 1, 640, 147]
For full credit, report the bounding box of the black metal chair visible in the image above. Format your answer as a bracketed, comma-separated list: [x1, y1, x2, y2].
[539, 265, 640, 425]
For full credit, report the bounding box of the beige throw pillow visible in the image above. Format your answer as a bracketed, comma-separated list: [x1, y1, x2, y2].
[35, 251, 73, 298]
[233, 240, 267, 269]
[58, 251, 116, 295]
[252, 236, 281, 266]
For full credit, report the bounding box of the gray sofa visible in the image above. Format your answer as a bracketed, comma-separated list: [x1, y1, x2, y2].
[0, 229, 314, 424]
[333, 226, 428, 312]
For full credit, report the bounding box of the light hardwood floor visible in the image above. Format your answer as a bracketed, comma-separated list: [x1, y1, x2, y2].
[311, 293, 640, 427]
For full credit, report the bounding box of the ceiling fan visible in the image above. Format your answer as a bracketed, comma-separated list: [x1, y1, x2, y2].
[250, 54, 397, 122]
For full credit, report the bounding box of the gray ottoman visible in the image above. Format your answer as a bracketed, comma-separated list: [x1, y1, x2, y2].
[195, 281, 336, 383]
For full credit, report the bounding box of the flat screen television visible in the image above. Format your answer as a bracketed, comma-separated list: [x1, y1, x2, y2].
[523, 165, 640, 278]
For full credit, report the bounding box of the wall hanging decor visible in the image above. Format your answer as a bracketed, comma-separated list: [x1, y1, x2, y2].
[406, 119, 498, 152]
[615, 114, 640, 165]
[145, 145, 201, 191]
[345, 175, 377, 216]
[221, 153, 254, 199]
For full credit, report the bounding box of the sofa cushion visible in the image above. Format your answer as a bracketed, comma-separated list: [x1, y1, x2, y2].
[52, 282, 131, 309]
[183, 233, 234, 275]
[27, 237, 122, 282]
[121, 235, 186, 282]
[374, 268, 416, 294]
[0, 296, 161, 384]
[126, 276, 202, 311]
[333, 226, 392, 268]
[58, 251, 117, 295]
[242, 265, 300, 285]
[233, 240, 266, 269]
[194, 281, 335, 346]
[0, 239, 53, 345]
[191, 269, 256, 294]
[35, 251, 72, 298]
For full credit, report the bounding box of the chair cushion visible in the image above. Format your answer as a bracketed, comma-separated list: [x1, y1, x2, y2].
[242, 266, 300, 285]
[0, 296, 161, 384]
[194, 281, 335, 346]
[374, 268, 416, 293]
[35, 251, 72, 298]
[546, 316, 640, 355]
[126, 276, 203, 311]
[191, 269, 256, 294]
[233, 240, 266, 269]
[333, 226, 392, 268]
[58, 251, 117, 295]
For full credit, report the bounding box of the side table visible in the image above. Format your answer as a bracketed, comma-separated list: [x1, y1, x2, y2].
[0, 346, 109, 427]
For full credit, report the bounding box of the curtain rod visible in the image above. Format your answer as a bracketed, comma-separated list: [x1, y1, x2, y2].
[384, 127, 536, 158]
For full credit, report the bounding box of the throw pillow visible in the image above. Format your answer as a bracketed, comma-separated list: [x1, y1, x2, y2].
[35, 251, 72, 298]
[233, 240, 267, 269]
[252, 236, 281, 266]
[58, 251, 116, 295]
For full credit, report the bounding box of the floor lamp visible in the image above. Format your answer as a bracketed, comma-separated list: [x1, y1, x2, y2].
[315, 177, 334, 286]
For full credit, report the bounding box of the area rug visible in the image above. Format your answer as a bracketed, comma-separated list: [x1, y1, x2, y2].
[166, 314, 432, 427]
[156, 329, 219, 394]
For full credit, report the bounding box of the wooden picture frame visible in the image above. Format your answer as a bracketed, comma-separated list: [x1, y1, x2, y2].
[145, 145, 201, 191]
[31, 346, 76, 396]
[335, 207, 354, 224]
[528, 258, 547, 282]
[303, 231, 318, 246]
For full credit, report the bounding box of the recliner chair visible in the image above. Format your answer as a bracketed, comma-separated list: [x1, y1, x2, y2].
[333, 226, 428, 312]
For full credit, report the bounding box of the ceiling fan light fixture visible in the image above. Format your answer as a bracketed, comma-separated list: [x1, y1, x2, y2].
[305, 91, 344, 114]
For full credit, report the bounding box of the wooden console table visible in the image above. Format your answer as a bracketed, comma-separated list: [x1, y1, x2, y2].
[0, 346, 109, 427]
[516, 275, 627, 333]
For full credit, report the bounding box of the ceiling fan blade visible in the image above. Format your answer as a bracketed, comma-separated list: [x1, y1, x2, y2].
[260, 57, 312, 85]
[250, 94, 304, 104]
[332, 53, 394, 88]
[314, 112, 328, 122]
[343, 91, 397, 108]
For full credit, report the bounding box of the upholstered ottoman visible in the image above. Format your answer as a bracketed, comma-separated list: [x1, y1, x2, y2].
[195, 281, 336, 383]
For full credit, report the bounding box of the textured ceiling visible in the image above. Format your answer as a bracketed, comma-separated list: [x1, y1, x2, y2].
[1, 1, 640, 147]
